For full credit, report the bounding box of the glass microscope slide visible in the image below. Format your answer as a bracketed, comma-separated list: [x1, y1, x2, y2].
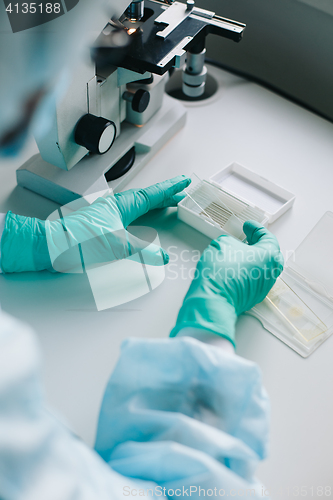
[185, 173, 244, 237]
[266, 277, 327, 341]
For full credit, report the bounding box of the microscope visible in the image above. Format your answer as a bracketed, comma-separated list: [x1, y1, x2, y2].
[17, 0, 245, 205]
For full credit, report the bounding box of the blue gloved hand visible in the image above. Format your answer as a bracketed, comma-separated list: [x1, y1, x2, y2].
[1, 176, 190, 273]
[95, 337, 270, 498]
[170, 221, 284, 346]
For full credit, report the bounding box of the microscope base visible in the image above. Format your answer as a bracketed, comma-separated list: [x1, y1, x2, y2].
[17, 96, 186, 206]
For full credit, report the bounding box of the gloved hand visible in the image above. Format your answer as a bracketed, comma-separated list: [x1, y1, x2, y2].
[170, 221, 284, 346]
[95, 337, 270, 498]
[1, 176, 190, 273]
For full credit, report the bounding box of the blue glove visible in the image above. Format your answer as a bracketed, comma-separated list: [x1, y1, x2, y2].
[0, 176, 190, 273]
[170, 221, 284, 346]
[95, 337, 270, 497]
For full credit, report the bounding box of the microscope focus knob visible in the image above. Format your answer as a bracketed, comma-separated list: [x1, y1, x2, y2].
[123, 89, 150, 113]
[74, 114, 116, 155]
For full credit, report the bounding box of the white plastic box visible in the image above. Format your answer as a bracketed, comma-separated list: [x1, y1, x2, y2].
[178, 162, 295, 240]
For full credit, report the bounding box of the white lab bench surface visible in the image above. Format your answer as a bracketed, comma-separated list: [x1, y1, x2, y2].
[1, 65, 333, 497]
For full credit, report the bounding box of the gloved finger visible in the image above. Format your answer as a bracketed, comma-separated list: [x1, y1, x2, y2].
[209, 234, 235, 251]
[110, 441, 224, 483]
[243, 220, 280, 249]
[166, 192, 187, 207]
[97, 407, 258, 474]
[114, 176, 191, 227]
[53, 239, 168, 272]
[139, 175, 191, 211]
[243, 220, 284, 274]
[109, 441, 260, 496]
[125, 230, 169, 266]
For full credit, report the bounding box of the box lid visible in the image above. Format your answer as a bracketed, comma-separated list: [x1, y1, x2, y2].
[209, 162, 295, 223]
[286, 211, 333, 302]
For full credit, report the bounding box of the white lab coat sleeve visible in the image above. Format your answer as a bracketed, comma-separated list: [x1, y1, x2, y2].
[95, 336, 270, 498]
[0, 212, 6, 273]
[0, 311, 165, 500]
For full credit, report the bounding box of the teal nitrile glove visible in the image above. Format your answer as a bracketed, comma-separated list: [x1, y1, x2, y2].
[113, 176, 190, 227]
[1, 175, 191, 273]
[170, 221, 284, 347]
